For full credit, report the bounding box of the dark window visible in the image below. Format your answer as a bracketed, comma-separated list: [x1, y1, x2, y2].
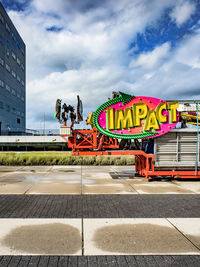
[6, 104, 10, 112]
[0, 101, 4, 109]
[17, 118, 20, 124]
[0, 35, 4, 45]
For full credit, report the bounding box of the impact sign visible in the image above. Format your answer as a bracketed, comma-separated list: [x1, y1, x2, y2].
[93, 92, 179, 139]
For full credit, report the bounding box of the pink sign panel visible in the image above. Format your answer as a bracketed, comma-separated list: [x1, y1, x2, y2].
[93, 92, 179, 139]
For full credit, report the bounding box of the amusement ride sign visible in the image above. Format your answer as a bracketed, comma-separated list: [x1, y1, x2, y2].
[93, 92, 179, 139]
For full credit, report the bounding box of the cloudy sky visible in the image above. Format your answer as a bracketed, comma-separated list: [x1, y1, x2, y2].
[1, 0, 200, 130]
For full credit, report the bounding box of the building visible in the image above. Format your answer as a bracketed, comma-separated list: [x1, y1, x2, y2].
[0, 2, 25, 135]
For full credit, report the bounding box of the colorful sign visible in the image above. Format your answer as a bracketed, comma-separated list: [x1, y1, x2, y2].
[93, 92, 179, 139]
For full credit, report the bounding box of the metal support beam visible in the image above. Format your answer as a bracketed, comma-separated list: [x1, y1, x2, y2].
[195, 102, 199, 175]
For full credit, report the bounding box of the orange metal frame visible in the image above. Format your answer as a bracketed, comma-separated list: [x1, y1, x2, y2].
[134, 153, 200, 180]
[64, 128, 200, 180]
[67, 128, 119, 153]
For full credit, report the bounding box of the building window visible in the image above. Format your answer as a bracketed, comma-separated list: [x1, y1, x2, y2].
[21, 64, 24, 70]
[12, 51, 16, 60]
[6, 23, 11, 32]
[21, 96, 24, 102]
[6, 104, 10, 112]
[12, 89, 16, 96]
[0, 58, 4, 66]
[17, 93, 20, 98]
[11, 32, 16, 42]
[11, 70, 16, 78]
[21, 112, 24, 117]
[0, 13, 4, 24]
[0, 35, 4, 45]
[12, 107, 16, 114]
[17, 41, 20, 49]
[6, 84, 10, 92]
[6, 64, 10, 72]
[0, 80, 4, 87]
[17, 118, 21, 124]
[0, 101, 4, 109]
[6, 50, 9, 56]
[17, 75, 20, 82]
[17, 58, 20, 65]
[21, 80, 24, 86]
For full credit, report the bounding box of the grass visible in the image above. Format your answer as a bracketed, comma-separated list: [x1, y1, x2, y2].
[0, 152, 135, 166]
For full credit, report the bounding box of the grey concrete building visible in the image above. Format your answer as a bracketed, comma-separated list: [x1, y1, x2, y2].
[0, 2, 25, 135]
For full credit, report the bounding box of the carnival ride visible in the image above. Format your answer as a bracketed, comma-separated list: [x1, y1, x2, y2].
[55, 93, 200, 180]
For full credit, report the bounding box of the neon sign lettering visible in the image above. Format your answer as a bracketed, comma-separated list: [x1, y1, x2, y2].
[93, 92, 179, 139]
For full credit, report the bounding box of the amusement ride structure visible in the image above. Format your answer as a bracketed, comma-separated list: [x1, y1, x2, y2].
[55, 92, 200, 180]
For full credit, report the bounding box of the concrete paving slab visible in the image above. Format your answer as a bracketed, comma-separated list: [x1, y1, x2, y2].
[172, 181, 200, 194]
[46, 172, 81, 181]
[0, 182, 32, 194]
[38, 177, 81, 185]
[0, 166, 198, 194]
[0, 172, 47, 183]
[0, 166, 23, 173]
[125, 178, 148, 185]
[82, 178, 114, 185]
[84, 218, 200, 255]
[110, 166, 135, 173]
[168, 218, 200, 250]
[82, 172, 112, 179]
[26, 182, 81, 194]
[82, 171, 138, 193]
[82, 173, 114, 186]
[131, 183, 195, 194]
[0, 171, 81, 185]
[83, 183, 136, 194]
[81, 166, 114, 173]
[0, 172, 18, 179]
[20, 166, 53, 172]
[52, 166, 81, 171]
[0, 219, 82, 255]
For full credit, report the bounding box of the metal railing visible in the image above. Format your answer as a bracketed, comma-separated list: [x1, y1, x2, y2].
[0, 129, 60, 136]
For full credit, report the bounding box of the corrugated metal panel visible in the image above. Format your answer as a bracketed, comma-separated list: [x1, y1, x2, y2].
[156, 154, 176, 162]
[179, 143, 196, 152]
[178, 154, 196, 162]
[179, 133, 197, 142]
[154, 129, 199, 167]
[157, 143, 176, 153]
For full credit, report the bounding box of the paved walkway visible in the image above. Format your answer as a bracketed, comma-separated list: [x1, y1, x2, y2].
[1, 255, 200, 266]
[0, 195, 200, 218]
[0, 165, 200, 194]
[0, 166, 200, 266]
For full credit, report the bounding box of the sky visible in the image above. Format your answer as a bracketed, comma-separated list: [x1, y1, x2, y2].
[1, 0, 200, 130]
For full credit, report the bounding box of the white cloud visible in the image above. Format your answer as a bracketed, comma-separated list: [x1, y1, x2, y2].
[129, 42, 170, 69]
[174, 30, 200, 69]
[127, 29, 200, 100]
[6, 0, 200, 129]
[170, 1, 196, 26]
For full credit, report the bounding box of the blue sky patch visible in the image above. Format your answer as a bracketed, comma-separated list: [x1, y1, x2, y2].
[129, 3, 200, 56]
[46, 26, 63, 32]
[1, 0, 31, 11]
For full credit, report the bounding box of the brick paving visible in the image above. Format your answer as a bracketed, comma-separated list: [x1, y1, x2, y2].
[0, 194, 200, 218]
[0, 255, 200, 267]
[0, 194, 200, 266]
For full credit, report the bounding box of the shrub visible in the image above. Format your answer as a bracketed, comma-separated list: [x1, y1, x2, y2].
[0, 152, 135, 166]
